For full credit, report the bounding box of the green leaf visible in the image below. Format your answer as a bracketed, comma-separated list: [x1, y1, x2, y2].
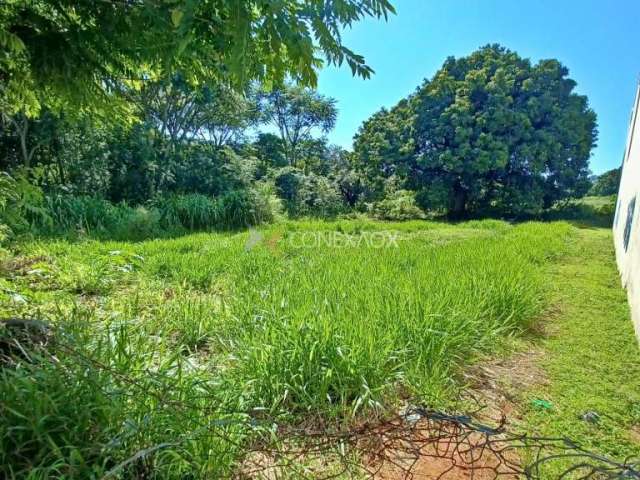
[171, 8, 184, 28]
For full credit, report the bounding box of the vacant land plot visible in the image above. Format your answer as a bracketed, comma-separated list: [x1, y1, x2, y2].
[1, 220, 638, 478]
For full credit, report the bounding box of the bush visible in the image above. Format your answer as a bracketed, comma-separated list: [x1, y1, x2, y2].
[155, 190, 273, 231]
[154, 194, 219, 230]
[589, 168, 621, 197]
[274, 167, 303, 203]
[296, 174, 344, 218]
[117, 207, 163, 239]
[43, 194, 127, 233]
[3, 186, 273, 239]
[256, 181, 285, 222]
[543, 196, 616, 227]
[0, 172, 17, 239]
[216, 189, 273, 229]
[172, 146, 258, 197]
[0, 171, 50, 236]
[372, 190, 425, 221]
[275, 169, 344, 218]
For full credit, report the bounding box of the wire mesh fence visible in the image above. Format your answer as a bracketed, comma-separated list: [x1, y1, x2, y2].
[236, 406, 640, 479]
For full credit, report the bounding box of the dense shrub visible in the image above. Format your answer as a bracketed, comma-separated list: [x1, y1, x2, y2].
[43, 194, 128, 233]
[152, 190, 273, 232]
[274, 167, 303, 203]
[0, 171, 50, 236]
[118, 207, 163, 239]
[372, 190, 425, 220]
[0, 172, 20, 238]
[296, 174, 344, 217]
[589, 168, 621, 197]
[171, 146, 258, 197]
[275, 169, 343, 218]
[255, 181, 286, 222]
[216, 189, 273, 229]
[35, 188, 273, 238]
[154, 194, 219, 230]
[543, 196, 616, 227]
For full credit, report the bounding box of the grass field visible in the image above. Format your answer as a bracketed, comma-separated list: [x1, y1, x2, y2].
[1, 218, 638, 478]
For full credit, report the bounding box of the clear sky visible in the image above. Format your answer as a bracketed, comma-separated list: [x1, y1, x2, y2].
[316, 0, 640, 174]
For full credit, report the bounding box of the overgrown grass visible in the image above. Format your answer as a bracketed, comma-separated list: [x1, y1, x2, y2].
[0, 219, 573, 477]
[520, 228, 640, 474]
[543, 195, 616, 228]
[21, 191, 273, 241]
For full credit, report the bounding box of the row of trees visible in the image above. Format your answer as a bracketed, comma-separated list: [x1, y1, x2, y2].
[589, 167, 621, 197]
[1, 0, 603, 227]
[0, 80, 358, 212]
[0, 0, 400, 235]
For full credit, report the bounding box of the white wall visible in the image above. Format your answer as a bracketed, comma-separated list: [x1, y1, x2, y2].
[613, 82, 640, 339]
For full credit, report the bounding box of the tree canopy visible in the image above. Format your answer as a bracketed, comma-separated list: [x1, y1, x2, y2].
[259, 85, 338, 167]
[352, 98, 415, 195]
[0, 0, 395, 114]
[353, 44, 598, 217]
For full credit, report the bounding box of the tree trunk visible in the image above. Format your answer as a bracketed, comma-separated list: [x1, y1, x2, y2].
[16, 116, 31, 169]
[288, 142, 297, 168]
[449, 183, 467, 219]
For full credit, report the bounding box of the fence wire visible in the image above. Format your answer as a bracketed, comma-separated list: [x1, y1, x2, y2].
[1, 319, 639, 479]
[236, 406, 640, 479]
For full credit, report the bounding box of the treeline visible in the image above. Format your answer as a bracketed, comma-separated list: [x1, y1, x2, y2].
[1, 39, 601, 239]
[0, 0, 398, 240]
[589, 167, 621, 197]
[0, 81, 382, 239]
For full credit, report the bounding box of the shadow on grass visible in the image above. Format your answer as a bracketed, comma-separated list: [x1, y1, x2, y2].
[540, 205, 613, 229]
[18, 223, 257, 245]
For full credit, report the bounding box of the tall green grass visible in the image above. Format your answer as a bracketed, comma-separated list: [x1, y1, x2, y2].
[224, 221, 568, 413]
[33, 191, 273, 240]
[154, 193, 219, 230]
[0, 310, 246, 479]
[0, 219, 571, 477]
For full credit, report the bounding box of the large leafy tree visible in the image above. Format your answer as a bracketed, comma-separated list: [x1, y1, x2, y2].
[252, 132, 287, 179]
[0, 0, 395, 114]
[129, 76, 259, 149]
[412, 45, 597, 217]
[134, 75, 205, 153]
[259, 85, 337, 167]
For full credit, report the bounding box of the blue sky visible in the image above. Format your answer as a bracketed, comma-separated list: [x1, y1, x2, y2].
[316, 0, 640, 174]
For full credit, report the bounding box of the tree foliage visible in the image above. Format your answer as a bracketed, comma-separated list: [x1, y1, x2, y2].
[259, 85, 338, 167]
[589, 167, 621, 196]
[1, 31, 604, 232]
[354, 44, 598, 217]
[1, 0, 395, 114]
[352, 98, 414, 198]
